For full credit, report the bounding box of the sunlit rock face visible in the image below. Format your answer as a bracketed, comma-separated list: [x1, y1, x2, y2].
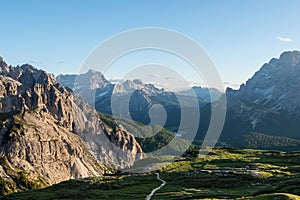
[0, 58, 144, 191]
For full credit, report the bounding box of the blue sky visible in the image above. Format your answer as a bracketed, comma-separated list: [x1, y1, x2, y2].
[1, 0, 299, 88]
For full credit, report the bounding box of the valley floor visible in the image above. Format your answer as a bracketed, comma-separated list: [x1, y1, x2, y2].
[2, 148, 300, 200]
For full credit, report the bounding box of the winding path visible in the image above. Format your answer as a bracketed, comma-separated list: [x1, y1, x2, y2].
[146, 173, 166, 200]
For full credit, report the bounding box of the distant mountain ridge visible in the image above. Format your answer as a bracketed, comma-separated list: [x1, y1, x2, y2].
[57, 70, 222, 127]
[57, 51, 300, 150]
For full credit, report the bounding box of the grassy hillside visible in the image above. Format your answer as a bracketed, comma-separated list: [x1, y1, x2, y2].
[0, 156, 48, 196]
[99, 113, 175, 153]
[3, 148, 300, 199]
[244, 132, 300, 151]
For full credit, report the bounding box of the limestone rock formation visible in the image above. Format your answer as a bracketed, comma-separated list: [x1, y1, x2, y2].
[0, 58, 144, 194]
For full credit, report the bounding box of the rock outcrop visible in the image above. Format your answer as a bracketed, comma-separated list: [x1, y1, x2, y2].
[0, 58, 144, 195]
[1, 110, 106, 185]
[236, 51, 300, 119]
[218, 51, 300, 148]
[226, 51, 300, 127]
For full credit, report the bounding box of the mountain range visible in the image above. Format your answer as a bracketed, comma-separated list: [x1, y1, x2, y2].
[1, 50, 300, 195]
[57, 70, 222, 128]
[57, 50, 300, 150]
[218, 51, 300, 150]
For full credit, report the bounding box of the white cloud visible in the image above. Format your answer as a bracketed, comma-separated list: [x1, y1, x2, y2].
[276, 36, 293, 42]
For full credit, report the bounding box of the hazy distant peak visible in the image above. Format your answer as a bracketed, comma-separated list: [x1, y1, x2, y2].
[56, 69, 111, 91]
[87, 68, 97, 73]
[86, 68, 104, 75]
[132, 79, 143, 85]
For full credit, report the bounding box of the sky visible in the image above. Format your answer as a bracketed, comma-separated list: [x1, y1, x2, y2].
[0, 0, 300, 89]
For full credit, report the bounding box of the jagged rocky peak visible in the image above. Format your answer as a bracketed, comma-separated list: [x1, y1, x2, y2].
[0, 58, 144, 193]
[0, 56, 5, 65]
[82, 69, 110, 88]
[57, 69, 111, 91]
[0, 62, 57, 87]
[113, 79, 162, 95]
[249, 51, 300, 81]
[0, 59, 143, 165]
[0, 56, 8, 72]
[0, 63, 72, 128]
[114, 79, 144, 93]
[86, 68, 103, 76]
[230, 50, 300, 121]
[275, 50, 300, 67]
[132, 79, 143, 85]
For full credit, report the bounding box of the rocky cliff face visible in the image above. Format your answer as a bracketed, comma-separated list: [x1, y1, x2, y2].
[236, 51, 300, 119]
[218, 51, 300, 148]
[1, 110, 106, 185]
[226, 51, 300, 126]
[0, 58, 144, 195]
[71, 95, 143, 169]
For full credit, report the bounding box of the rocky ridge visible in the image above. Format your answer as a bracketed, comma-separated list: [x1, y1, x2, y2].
[236, 51, 300, 118]
[57, 70, 218, 128]
[0, 58, 143, 194]
[217, 51, 300, 148]
[227, 51, 300, 127]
